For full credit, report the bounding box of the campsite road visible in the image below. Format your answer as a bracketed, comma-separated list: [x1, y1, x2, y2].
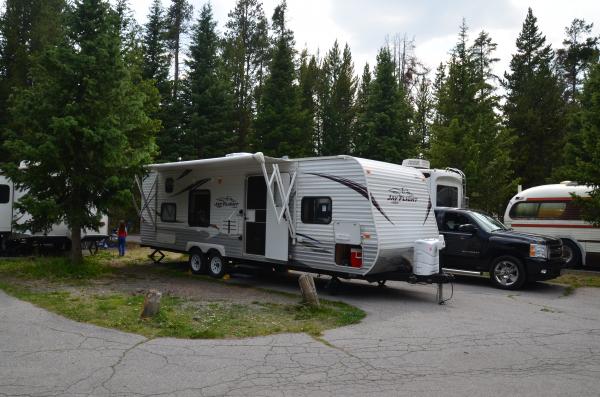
[1, 275, 600, 396]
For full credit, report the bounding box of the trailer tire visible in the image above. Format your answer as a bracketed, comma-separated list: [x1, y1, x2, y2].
[188, 249, 207, 275]
[207, 252, 227, 279]
[561, 239, 582, 268]
[490, 256, 526, 290]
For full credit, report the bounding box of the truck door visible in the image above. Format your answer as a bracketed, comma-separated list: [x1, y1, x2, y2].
[439, 211, 482, 269]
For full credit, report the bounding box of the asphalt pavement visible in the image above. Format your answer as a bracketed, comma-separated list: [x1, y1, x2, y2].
[1, 274, 600, 396]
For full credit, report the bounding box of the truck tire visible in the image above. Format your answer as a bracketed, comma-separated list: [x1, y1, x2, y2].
[188, 249, 206, 275]
[490, 256, 526, 290]
[207, 251, 227, 279]
[561, 239, 582, 268]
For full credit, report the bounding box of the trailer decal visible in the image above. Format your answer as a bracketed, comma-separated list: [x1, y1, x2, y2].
[423, 199, 432, 225]
[297, 232, 333, 254]
[308, 173, 393, 225]
[176, 169, 193, 180]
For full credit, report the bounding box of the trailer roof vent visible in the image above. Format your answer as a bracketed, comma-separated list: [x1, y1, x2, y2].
[225, 152, 252, 158]
[402, 158, 430, 169]
[560, 181, 578, 186]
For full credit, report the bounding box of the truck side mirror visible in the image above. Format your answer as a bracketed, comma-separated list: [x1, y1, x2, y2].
[458, 224, 476, 234]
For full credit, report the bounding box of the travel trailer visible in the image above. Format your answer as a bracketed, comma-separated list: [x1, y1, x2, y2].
[504, 182, 599, 267]
[402, 159, 467, 208]
[0, 173, 108, 253]
[139, 153, 450, 299]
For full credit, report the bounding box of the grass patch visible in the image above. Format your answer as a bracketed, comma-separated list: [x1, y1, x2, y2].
[0, 282, 365, 339]
[0, 253, 114, 281]
[549, 270, 600, 295]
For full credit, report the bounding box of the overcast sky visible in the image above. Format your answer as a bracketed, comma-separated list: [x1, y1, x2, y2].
[129, 0, 600, 78]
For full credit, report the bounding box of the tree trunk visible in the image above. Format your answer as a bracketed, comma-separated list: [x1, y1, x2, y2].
[71, 222, 83, 264]
[298, 274, 319, 307]
[140, 289, 162, 318]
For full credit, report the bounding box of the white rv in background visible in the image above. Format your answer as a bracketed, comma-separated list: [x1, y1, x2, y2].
[504, 182, 599, 267]
[0, 173, 108, 253]
[402, 159, 467, 208]
[139, 153, 450, 299]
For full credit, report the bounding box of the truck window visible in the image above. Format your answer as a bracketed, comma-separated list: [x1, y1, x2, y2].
[437, 185, 458, 207]
[188, 190, 210, 227]
[441, 212, 470, 232]
[0, 184, 9, 204]
[301, 197, 332, 224]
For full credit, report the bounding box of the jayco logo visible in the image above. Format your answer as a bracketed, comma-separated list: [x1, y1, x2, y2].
[387, 188, 417, 204]
[215, 196, 239, 208]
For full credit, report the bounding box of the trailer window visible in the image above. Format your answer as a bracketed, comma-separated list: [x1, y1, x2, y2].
[165, 178, 174, 193]
[189, 190, 210, 227]
[538, 202, 567, 219]
[0, 184, 9, 204]
[510, 202, 539, 219]
[160, 203, 177, 222]
[301, 197, 332, 224]
[437, 185, 458, 207]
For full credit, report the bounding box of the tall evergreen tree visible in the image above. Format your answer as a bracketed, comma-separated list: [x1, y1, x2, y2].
[556, 19, 599, 104]
[184, 3, 234, 159]
[561, 61, 600, 225]
[503, 8, 567, 188]
[142, 0, 170, 97]
[166, 0, 192, 100]
[320, 42, 357, 155]
[413, 73, 433, 157]
[431, 24, 515, 214]
[358, 47, 413, 163]
[223, 0, 269, 151]
[353, 63, 372, 156]
[1, 0, 159, 263]
[253, 1, 309, 157]
[298, 50, 320, 155]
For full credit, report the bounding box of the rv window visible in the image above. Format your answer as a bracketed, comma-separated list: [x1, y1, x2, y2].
[301, 197, 332, 224]
[160, 203, 177, 222]
[510, 202, 539, 219]
[188, 190, 211, 227]
[538, 202, 567, 219]
[437, 185, 458, 207]
[165, 178, 174, 193]
[0, 184, 9, 204]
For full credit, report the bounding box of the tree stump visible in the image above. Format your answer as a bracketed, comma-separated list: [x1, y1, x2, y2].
[140, 289, 162, 318]
[298, 274, 320, 307]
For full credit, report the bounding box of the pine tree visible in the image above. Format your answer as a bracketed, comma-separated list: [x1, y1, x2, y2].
[413, 73, 433, 157]
[353, 63, 372, 157]
[253, 1, 309, 157]
[503, 8, 567, 188]
[166, 0, 192, 101]
[223, 0, 269, 151]
[298, 50, 319, 155]
[359, 47, 413, 163]
[562, 62, 600, 225]
[142, 0, 171, 97]
[1, 0, 159, 263]
[431, 23, 515, 214]
[556, 19, 599, 104]
[184, 3, 235, 159]
[320, 42, 357, 155]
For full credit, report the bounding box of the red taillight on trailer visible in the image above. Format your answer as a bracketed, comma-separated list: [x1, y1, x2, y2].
[350, 248, 362, 268]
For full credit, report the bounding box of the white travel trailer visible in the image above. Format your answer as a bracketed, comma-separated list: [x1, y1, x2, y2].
[402, 159, 467, 208]
[139, 153, 450, 296]
[0, 173, 108, 253]
[504, 182, 599, 267]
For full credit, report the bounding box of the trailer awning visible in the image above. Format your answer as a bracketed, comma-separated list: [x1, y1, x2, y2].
[146, 152, 289, 171]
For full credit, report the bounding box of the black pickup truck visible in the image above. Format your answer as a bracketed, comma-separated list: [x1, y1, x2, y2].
[435, 207, 564, 290]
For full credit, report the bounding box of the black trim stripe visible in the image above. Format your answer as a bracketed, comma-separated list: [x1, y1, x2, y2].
[176, 169, 192, 180]
[171, 178, 211, 197]
[308, 172, 393, 224]
[423, 199, 432, 225]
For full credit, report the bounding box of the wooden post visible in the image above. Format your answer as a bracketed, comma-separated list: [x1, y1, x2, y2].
[298, 274, 320, 307]
[140, 289, 162, 318]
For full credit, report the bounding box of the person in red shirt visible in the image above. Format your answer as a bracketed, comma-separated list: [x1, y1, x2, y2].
[117, 220, 127, 256]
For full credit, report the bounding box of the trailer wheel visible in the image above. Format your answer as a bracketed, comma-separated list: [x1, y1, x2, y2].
[188, 249, 206, 275]
[207, 252, 227, 279]
[561, 239, 582, 268]
[490, 256, 526, 290]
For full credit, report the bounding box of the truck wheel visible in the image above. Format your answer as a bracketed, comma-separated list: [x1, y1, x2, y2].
[490, 256, 526, 290]
[561, 240, 582, 268]
[207, 252, 227, 279]
[188, 249, 206, 275]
